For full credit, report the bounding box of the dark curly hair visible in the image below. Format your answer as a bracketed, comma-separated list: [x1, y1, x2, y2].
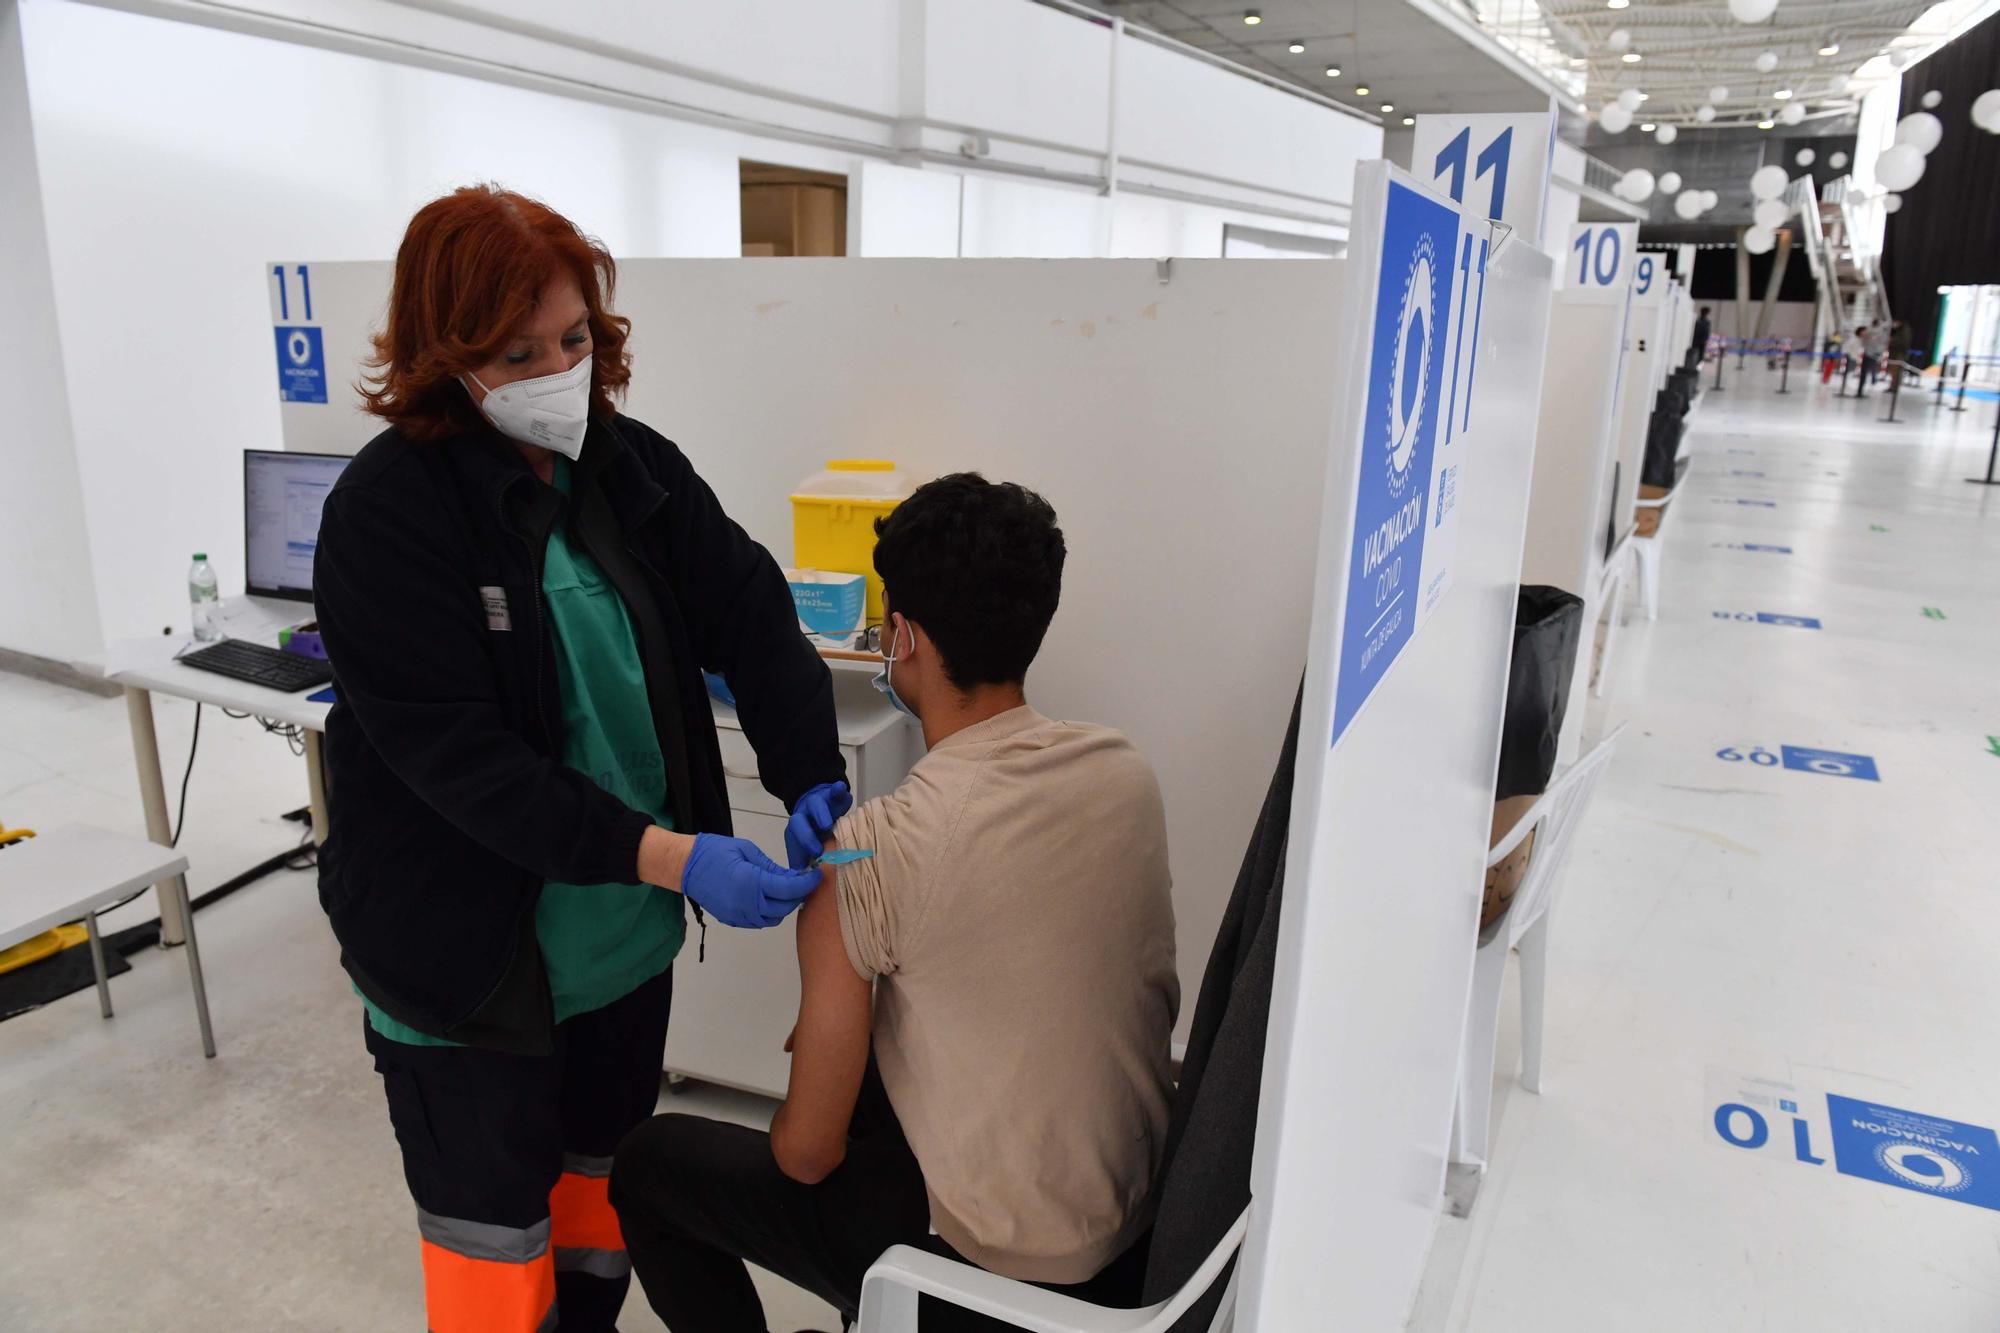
[872, 474, 1066, 689]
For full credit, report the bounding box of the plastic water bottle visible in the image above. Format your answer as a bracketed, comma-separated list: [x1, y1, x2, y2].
[188, 554, 221, 642]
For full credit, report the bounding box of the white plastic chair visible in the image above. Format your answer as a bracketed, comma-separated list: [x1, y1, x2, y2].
[856, 1207, 1247, 1333]
[1590, 535, 1633, 698]
[1451, 727, 1624, 1170]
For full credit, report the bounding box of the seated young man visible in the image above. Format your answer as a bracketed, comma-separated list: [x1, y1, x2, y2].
[612, 473, 1180, 1331]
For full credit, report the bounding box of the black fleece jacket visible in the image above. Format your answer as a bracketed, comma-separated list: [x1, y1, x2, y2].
[312, 413, 842, 1053]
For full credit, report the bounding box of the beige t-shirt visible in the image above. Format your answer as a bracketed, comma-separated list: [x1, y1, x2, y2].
[832, 705, 1179, 1285]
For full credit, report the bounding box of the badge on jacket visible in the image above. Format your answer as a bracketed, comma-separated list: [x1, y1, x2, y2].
[480, 586, 512, 631]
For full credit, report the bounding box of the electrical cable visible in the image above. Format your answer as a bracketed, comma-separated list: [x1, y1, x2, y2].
[70, 704, 309, 927]
[171, 702, 201, 849]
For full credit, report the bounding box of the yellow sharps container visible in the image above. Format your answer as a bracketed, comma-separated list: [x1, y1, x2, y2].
[790, 461, 914, 624]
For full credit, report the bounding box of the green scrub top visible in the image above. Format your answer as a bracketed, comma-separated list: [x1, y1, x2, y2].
[363, 457, 683, 1045]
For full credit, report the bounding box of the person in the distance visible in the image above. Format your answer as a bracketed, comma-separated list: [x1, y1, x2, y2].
[313, 184, 851, 1333]
[612, 474, 1180, 1331]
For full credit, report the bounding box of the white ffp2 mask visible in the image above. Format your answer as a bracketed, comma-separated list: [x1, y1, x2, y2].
[466, 358, 593, 460]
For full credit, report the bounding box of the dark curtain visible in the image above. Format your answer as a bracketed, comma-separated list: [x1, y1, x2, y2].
[1884, 9, 2000, 357]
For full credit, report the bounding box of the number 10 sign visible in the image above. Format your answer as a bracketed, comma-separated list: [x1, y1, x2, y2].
[1564, 223, 1641, 303]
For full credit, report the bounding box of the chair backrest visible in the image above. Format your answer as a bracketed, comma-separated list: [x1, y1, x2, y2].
[1137, 684, 1300, 1331]
[1491, 726, 1623, 950]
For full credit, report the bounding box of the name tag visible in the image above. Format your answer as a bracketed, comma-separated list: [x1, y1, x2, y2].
[479, 586, 512, 631]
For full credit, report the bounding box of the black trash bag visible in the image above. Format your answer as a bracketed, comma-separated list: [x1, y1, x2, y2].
[1642, 406, 1686, 489]
[1495, 585, 1585, 800]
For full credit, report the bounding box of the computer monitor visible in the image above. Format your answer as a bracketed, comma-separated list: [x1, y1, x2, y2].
[244, 449, 351, 602]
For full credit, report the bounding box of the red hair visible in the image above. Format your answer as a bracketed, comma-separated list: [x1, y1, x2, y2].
[361, 185, 632, 440]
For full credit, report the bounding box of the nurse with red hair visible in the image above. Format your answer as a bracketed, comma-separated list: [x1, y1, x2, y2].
[313, 185, 850, 1332]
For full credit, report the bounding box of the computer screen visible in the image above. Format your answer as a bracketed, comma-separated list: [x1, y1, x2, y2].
[244, 449, 351, 601]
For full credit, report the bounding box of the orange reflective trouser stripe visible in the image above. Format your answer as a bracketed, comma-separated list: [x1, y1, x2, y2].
[550, 1152, 630, 1279]
[417, 1209, 557, 1333]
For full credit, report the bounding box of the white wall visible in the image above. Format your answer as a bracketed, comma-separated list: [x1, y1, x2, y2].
[10, 0, 1382, 658]
[0, 0, 100, 664]
[15, 0, 853, 650]
[445, 0, 905, 119]
[852, 160, 962, 257]
[925, 0, 1110, 151]
[1117, 37, 1368, 205]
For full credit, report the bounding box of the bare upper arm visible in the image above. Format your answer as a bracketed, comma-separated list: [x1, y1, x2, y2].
[770, 871, 874, 1183]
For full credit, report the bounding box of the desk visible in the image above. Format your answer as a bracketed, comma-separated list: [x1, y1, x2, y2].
[105, 610, 330, 945]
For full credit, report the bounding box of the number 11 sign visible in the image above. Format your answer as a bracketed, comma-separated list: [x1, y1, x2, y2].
[1409, 104, 1557, 251]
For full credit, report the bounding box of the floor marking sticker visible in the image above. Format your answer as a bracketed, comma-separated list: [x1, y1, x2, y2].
[1922, 607, 1946, 620]
[1708, 1073, 1998, 1212]
[1710, 498, 1779, 507]
[1711, 611, 1821, 629]
[1714, 745, 1880, 781]
[1712, 542, 1793, 554]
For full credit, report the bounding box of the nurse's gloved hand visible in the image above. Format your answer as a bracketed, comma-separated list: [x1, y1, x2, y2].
[784, 781, 854, 870]
[680, 833, 821, 929]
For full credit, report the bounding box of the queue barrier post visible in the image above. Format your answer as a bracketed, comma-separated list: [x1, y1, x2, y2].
[1973, 402, 2000, 486]
[1953, 355, 1970, 413]
[1777, 344, 1791, 394]
[1714, 340, 1726, 392]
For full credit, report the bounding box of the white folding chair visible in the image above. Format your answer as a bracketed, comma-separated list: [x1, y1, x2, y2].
[857, 1206, 1247, 1333]
[1452, 727, 1624, 1170]
[1591, 535, 1633, 698]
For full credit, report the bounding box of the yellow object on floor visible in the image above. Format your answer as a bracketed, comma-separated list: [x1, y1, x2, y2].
[0, 924, 87, 976]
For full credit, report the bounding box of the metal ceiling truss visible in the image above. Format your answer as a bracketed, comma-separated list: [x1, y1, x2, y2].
[1542, 0, 1933, 124]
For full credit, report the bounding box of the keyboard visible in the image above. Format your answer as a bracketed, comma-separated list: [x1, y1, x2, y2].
[179, 639, 334, 693]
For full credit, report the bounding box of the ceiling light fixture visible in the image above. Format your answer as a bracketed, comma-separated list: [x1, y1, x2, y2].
[1325, 65, 1342, 77]
[1607, 0, 1629, 8]
[1818, 39, 1840, 56]
[1242, 9, 1261, 25]
[1622, 52, 1643, 63]
[1355, 85, 1372, 96]
[1640, 122, 1656, 131]
[1402, 116, 1416, 126]
[1379, 103, 1394, 113]
[1758, 118, 1776, 129]
[1773, 88, 1793, 99]
[1289, 41, 1306, 53]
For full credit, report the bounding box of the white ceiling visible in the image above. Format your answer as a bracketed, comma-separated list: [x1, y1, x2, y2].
[1546, 0, 1931, 125]
[1062, 0, 1985, 131]
[1063, 0, 1561, 118]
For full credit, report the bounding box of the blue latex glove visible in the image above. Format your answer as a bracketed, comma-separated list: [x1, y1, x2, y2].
[785, 780, 854, 871]
[681, 833, 821, 929]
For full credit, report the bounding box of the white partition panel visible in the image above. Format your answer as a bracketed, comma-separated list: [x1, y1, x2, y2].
[279, 255, 1345, 1047]
[1244, 164, 1553, 1328]
[1522, 298, 1631, 764]
[1608, 281, 1669, 551]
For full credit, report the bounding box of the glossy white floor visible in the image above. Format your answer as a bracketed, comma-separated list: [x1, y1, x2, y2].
[1412, 367, 2000, 1330]
[1, 367, 1995, 1332]
[0, 696, 836, 1327]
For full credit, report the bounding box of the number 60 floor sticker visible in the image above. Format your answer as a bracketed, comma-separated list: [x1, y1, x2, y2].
[1708, 1072, 1999, 1213]
[1715, 744, 1881, 781]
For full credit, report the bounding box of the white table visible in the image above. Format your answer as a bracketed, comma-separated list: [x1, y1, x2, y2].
[105, 605, 331, 945]
[0, 826, 213, 1057]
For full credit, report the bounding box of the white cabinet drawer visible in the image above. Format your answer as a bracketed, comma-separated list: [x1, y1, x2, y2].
[715, 726, 863, 818]
[663, 808, 798, 1099]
